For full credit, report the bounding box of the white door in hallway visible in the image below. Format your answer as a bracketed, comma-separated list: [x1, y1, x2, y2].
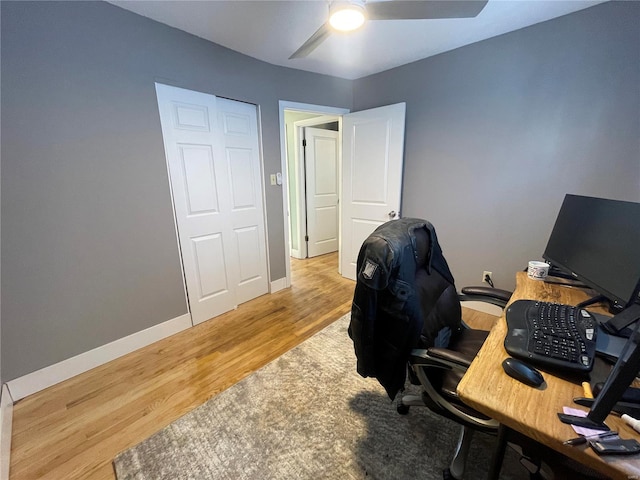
[304, 127, 339, 258]
[340, 103, 406, 280]
[155, 84, 268, 325]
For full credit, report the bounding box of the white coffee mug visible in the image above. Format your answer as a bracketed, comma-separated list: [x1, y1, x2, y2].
[528, 261, 549, 280]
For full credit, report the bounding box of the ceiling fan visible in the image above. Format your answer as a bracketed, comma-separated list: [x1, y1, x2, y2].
[290, 0, 489, 59]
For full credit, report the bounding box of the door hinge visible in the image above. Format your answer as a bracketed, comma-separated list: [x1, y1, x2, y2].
[302, 139, 307, 147]
[305, 235, 309, 242]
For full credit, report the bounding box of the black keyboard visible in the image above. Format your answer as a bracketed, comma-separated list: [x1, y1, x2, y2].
[504, 300, 597, 373]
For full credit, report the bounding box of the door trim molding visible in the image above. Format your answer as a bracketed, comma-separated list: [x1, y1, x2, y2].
[255, 104, 272, 296]
[0, 385, 13, 480]
[155, 83, 192, 324]
[278, 101, 349, 286]
[270, 277, 288, 293]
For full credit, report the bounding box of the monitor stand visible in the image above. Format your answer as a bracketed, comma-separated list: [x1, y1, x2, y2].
[601, 303, 640, 335]
[577, 294, 626, 315]
[559, 313, 640, 431]
[576, 294, 609, 309]
[558, 413, 610, 430]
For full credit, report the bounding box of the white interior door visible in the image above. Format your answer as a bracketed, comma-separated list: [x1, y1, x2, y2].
[155, 84, 268, 325]
[305, 127, 339, 257]
[216, 98, 269, 305]
[340, 103, 406, 280]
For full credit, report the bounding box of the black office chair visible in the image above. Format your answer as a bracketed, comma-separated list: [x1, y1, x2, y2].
[349, 218, 512, 479]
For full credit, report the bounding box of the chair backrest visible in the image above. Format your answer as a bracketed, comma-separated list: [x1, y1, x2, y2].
[349, 218, 462, 399]
[412, 227, 462, 349]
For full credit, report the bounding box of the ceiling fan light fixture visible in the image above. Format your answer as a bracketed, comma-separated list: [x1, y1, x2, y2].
[329, 1, 366, 32]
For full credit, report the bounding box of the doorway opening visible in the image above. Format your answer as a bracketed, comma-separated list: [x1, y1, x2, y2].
[290, 116, 340, 260]
[278, 101, 406, 288]
[278, 102, 350, 287]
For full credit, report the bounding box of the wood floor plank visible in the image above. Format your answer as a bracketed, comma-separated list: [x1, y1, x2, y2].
[10, 253, 355, 480]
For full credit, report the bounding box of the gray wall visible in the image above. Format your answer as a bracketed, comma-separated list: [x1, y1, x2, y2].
[353, 1, 640, 292]
[0, 1, 352, 382]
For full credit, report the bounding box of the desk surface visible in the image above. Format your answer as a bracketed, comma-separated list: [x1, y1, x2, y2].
[457, 272, 640, 480]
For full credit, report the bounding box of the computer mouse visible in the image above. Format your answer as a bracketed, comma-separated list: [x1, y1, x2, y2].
[502, 357, 544, 387]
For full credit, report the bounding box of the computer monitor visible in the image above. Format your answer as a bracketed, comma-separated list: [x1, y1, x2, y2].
[543, 194, 640, 311]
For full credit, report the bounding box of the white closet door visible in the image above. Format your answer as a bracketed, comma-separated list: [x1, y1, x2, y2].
[216, 98, 269, 305]
[155, 84, 268, 325]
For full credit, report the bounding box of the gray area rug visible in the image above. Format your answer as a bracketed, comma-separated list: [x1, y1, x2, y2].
[114, 314, 526, 479]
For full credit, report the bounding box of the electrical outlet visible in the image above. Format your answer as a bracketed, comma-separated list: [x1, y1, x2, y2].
[482, 271, 493, 284]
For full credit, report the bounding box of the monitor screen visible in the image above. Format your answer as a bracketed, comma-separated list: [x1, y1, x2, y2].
[543, 194, 640, 308]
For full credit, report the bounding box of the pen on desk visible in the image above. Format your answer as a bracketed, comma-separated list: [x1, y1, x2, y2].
[563, 431, 618, 446]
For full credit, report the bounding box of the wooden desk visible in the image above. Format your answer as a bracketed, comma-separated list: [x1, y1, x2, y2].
[458, 272, 640, 480]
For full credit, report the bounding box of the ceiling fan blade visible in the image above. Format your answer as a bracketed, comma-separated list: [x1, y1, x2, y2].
[289, 22, 332, 59]
[366, 0, 488, 20]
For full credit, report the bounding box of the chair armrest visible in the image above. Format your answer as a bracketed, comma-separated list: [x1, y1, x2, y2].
[409, 348, 471, 372]
[459, 286, 512, 308]
[428, 347, 474, 368]
[461, 286, 512, 302]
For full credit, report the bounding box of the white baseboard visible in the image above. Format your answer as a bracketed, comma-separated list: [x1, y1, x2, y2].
[289, 249, 303, 259]
[6, 313, 192, 402]
[270, 277, 289, 293]
[0, 385, 13, 480]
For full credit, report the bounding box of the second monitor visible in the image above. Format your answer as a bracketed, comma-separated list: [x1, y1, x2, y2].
[543, 194, 640, 315]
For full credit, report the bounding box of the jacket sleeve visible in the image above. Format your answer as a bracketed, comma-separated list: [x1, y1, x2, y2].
[348, 281, 377, 378]
[348, 235, 393, 379]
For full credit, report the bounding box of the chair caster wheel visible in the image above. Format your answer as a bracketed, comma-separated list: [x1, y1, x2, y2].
[396, 403, 410, 415]
[442, 467, 454, 479]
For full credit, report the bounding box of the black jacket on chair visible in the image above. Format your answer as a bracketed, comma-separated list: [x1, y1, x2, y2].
[348, 218, 462, 400]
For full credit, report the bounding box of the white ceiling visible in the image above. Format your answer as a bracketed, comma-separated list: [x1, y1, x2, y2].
[108, 0, 606, 80]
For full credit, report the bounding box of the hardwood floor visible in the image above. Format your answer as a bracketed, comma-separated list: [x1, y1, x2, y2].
[9, 253, 355, 480]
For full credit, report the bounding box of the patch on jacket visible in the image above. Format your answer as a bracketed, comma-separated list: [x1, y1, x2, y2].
[362, 260, 378, 279]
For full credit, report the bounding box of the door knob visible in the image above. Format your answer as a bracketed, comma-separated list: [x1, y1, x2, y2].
[388, 211, 397, 219]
